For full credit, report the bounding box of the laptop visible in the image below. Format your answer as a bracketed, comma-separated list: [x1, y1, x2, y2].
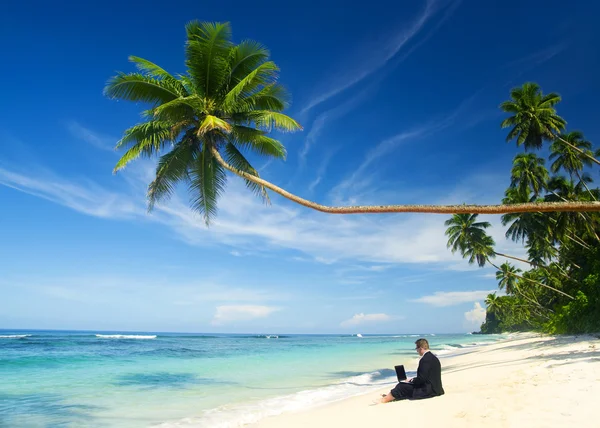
[394, 365, 412, 384]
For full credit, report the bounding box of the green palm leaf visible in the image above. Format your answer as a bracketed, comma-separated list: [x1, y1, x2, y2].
[224, 142, 269, 202]
[128, 56, 188, 96]
[245, 111, 302, 132]
[148, 140, 197, 210]
[114, 121, 176, 172]
[189, 144, 227, 224]
[185, 21, 232, 98]
[231, 126, 286, 158]
[104, 72, 180, 106]
[228, 39, 270, 86]
[223, 61, 279, 110]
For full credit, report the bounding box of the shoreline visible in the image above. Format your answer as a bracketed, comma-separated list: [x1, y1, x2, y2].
[250, 333, 599, 428]
[152, 334, 504, 427]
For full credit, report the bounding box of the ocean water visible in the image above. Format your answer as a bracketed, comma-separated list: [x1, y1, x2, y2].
[0, 330, 503, 427]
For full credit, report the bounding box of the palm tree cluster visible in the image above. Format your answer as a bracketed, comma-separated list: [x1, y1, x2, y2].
[106, 22, 600, 223]
[445, 83, 600, 334]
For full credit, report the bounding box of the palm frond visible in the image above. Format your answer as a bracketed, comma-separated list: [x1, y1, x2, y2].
[231, 126, 287, 159]
[185, 21, 232, 97]
[147, 140, 197, 210]
[228, 39, 270, 86]
[224, 142, 269, 202]
[104, 72, 180, 105]
[128, 56, 188, 96]
[222, 61, 279, 110]
[245, 111, 302, 132]
[233, 84, 288, 112]
[189, 144, 227, 225]
[114, 121, 177, 172]
[151, 96, 203, 123]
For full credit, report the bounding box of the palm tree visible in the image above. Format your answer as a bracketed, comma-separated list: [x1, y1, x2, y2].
[484, 293, 503, 316]
[444, 214, 529, 265]
[495, 262, 555, 311]
[510, 153, 549, 197]
[550, 131, 596, 199]
[496, 262, 521, 295]
[526, 235, 557, 267]
[105, 21, 301, 224]
[545, 176, 600, 242]
[444, 214, 574, 298]
[107, 24, 600, 220]
[500, 82, 600, 166]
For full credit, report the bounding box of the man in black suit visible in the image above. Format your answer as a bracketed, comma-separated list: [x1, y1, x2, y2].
[380, 338, 444, 403]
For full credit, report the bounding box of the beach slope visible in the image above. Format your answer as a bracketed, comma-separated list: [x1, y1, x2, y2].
[252, 335, 600, 428]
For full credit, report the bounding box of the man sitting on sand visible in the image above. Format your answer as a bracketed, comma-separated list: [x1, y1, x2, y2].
[380, 338, 445, 403]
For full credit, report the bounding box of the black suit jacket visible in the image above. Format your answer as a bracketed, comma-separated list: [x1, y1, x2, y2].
[411, 351, 444, 398]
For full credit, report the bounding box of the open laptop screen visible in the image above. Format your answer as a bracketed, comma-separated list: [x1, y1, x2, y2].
[394, 365, 407, 382]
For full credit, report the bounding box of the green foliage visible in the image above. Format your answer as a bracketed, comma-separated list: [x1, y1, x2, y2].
[106, 21, 301, 224]
[449, 82, 600, 335]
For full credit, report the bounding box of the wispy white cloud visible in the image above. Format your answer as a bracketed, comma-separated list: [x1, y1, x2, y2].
[479, 273, 496, 279]
[67, 121, 116, 152]
[211, 305, 281, 325]
[340, 312, 393, 327]
[411, 290, 494, 307]
[502, 43, 567, 85]
[301, 0, 457, 114]
[6, 274, 291, 306]
[328, 89, 482, 205]
[300, 87, 371, 164]
[308, 147, 339, 193]
[0, 152, 525, 269]
[0, 167, 140, 219]
[464, 302, 486, 326]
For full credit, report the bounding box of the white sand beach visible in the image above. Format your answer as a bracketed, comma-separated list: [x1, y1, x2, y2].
[252, 334, 600, 428]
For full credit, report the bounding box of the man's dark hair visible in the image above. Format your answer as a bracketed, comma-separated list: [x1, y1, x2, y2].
[415, 338, 429, 350]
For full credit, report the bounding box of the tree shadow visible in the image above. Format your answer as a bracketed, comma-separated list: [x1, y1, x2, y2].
[442, 336, 600, 373]
[114, 372, 236, 389]
[0, 392, 102, 427]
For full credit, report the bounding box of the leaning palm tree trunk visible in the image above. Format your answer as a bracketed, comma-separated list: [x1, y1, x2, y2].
[556, 134, 600, 167]
[487, 260, 555, 313]
[574, 169, 598, 202]
[210, 148, 600, 215]
[493, 252, 531, 265]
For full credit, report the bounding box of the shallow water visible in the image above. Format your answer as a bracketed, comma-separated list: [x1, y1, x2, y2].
[0, 330, 502, 427]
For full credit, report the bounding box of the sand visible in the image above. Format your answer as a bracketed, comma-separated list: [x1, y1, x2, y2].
[251, 334, 600, 428]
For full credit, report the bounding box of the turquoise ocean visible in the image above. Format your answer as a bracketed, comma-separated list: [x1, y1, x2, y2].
[0, 330, 504, 427]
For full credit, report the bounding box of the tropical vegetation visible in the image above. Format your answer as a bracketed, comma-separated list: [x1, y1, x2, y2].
[105, 22, 600, 221]
[445, 83, 600, 334]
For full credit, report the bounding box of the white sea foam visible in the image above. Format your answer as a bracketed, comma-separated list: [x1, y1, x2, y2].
[155, 370, 397, 428]
[95, 334, 156, 339]
[0, 334, 32, 338]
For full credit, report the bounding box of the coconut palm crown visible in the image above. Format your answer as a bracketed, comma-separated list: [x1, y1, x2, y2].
[104, 21, 301, 224]
[500, 82, 565, 151]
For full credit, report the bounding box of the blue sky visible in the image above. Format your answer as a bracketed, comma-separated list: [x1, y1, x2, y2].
[1, 0, 599, 334]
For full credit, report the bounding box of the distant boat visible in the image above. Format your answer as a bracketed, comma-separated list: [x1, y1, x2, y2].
[356, 333, 363, 338]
